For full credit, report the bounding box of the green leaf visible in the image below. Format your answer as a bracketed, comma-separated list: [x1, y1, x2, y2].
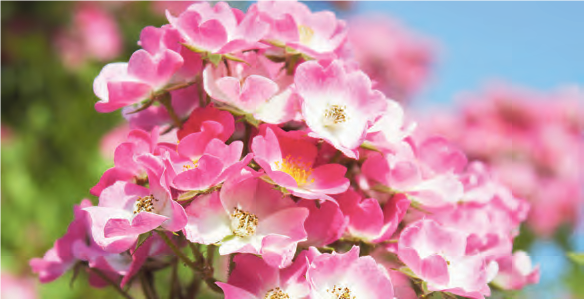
[182, 43, 205, 53]
[568, 252, 584, 265]
[221, 235, 236, 243]
[224, 54, 248, 65]
[265, 54, 286, 63]
[69, 262, 83, 288]
[406, 196, 433, 214]
[134, 231, 153, 252]
[244, 114, 261, 128]
[427, 292, 444, 299]
[360, 141, 380, 152]
[421, 281, 430, 295]
[207, 53, 223, 66]
[284, 46, 298, 54]
[397, 266, 418, 279]
[177, 190, 201, 202]
[371, 184, 395, 195]
[263, 39, 285, 48]
[301, 52, 313, 61]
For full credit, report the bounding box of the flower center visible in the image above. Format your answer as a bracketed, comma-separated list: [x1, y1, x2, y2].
[182, 159, 199, 171]
[231, 208, 259, 237]
[134, 195, 155, 214]
[327, 285, 355, 299]
[298, 25, 314, 45]
[274, 155, 314, 186]
[323, 105, 348, 127]
[264, 287, 290, 299]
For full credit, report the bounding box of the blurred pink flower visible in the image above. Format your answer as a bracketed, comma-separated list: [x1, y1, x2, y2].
[417, 85, 584, 237]
[1, 272, 37, 299]
[55, 3, 122, 69]
[348, 15, 434, 102]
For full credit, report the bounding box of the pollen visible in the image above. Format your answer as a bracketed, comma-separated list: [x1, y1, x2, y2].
[298, 25, 315, 45]
[264, 287, 290, 299]
[134, 195, 155, 214]
[327, 285, 356, 299]
[323, 105, 348, 126]
[182, 159, 199, 171]
[231, 208, 259, 237]
[274, 155, 315, 186]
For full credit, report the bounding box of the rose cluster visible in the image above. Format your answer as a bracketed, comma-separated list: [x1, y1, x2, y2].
[31, 2, 539, 298]
[418, 85, 584, 237]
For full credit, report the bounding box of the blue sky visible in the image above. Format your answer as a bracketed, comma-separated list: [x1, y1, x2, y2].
[347, 2, 584, 296]
[352, 1, 584, 109]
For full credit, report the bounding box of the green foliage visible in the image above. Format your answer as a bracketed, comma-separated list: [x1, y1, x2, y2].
[0, 2, 168, 298]
[567, 252, 584, 265]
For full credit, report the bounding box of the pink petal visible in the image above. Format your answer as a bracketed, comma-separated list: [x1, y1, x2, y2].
[216, 282, 257, 299]
[197, 19, 229, 52]
[104, 212, 167, 238]
[95, 81, 152, 113]
[183, 192, 231, 244]
[228, 254, 278, 295]
[421, 254, 450, 286]
[298, 200, 346, 247]
[252, 127, 283, 165]
[239, 75, 279, 111]
[83, 207, 137, 253]
[173, 155, 224, 191]
[90, 167, 135, 197]
[307, 164, 350, 194]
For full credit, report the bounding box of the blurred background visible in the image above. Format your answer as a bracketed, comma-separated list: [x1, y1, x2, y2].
[2, 1, 583, 298]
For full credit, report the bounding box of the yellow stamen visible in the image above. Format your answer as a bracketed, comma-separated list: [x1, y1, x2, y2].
[182, 159, 199, 171]
[264, 287, 290, 299]
[134, 195, 156, 214]
[274, 155, 315, 186]
[298, 25, 315, 45]
[327, 285, 356, 299]
[231, 208, 259, 237]
[323, 105, 348, 127]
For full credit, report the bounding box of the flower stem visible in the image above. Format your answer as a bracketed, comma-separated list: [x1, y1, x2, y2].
[204, 276, 223, 293]
[169, 258, 183, 299]
[140, 271, 159, 299]
[188, 242, 205, 265]
[156, 231, 198, 272]
[158, 93, 183, 129]
[165, 80, 196, 92]
[157, 232, 223, 294]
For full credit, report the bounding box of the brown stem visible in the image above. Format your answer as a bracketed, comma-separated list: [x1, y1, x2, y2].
[127, 97, 155, 114]
[224, 58, 232, 77]
[158, 232, 223, 295]
[186, 273, 203, 299]
[201, 244, 222, 294]
[206, 244, 216, 265]
[242, 122, 252, 156]
[156, 231, 199, 272]
[158, 93, 183, 129]
[188, 242, 205, 265]
[165, 80, 196, 92]
[140, 271, 158, 299]
[169, 258, 183, 299]
[197, 75, 206, 107]
[89, 268, 134, 299]
[203, 276, 223, 294]
[228, 253, 236, 277]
